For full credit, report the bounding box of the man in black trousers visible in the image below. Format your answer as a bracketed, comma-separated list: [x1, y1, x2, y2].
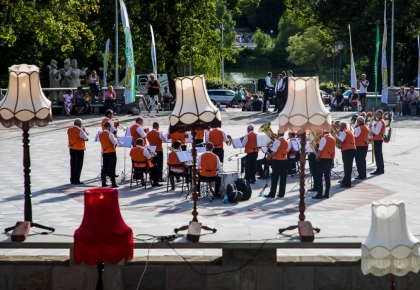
[370, 110, 386, 175]
[334, 122, 356, 188]
[354, 116, 369, 179]
[99, 122, 120, 188]
[67, 118, 89, 184]
[263, 72, 274, 112]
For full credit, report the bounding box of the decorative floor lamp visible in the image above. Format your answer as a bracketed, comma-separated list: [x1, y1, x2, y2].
[171, 75, 221, 242]
[278, 77, 331, 242]
[0, 65, 55, 241]
[362, 201, 420, 290]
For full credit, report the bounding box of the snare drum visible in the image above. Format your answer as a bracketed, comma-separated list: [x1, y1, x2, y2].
[220, 171, 239, 194]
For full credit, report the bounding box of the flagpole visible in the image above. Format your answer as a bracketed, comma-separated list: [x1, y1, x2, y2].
[115, 0, 119, 88]
[390, 0, 395, 88]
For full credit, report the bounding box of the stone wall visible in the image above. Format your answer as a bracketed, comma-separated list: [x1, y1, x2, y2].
[1, 256, 420, 290]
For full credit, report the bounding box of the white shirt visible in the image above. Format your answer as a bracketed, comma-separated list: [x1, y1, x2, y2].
[136, 145, 153, 159]
[150, 128, 167, 142]
[104, 117, 116, 133]
[270, 136, 288, 153]
[72, 125, 88, 141]
[338, 131, 347, 142]
[136, 125, 147, 138]
[197, 151, 222, 170]
[407, 90, 419, 101]
[318, 133, 331, 151]
[354, 126, 361, 138]
[104, 130, 119, 145]
[289, 138, 300, 151]
[265, 76, 272, 89]
[275, 79, 283, 92]
[371, 119, 383, 135]
[305, 140, 313, 153]
[359, 80, 369, 93]
[241, 131, 256, 147]
[205, 129, 228, 143]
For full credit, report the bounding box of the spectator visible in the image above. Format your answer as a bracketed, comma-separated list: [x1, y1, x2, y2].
[263, 72, 274, 112]
[335, 89, 344, 111]
[216, 102, 226, 112]
[73, 86, 86, 115]
[88, 70, 100, 100]
[349, 87, 359, 111]
[105, 85, 117, 115]
[85, 92, 93, 114]
[251, 80, 256, 94]
[395, 87, 406, 116]
[244, 96, 253, 111]
[0, 88, 4, 101]
[162, 86, 173, 111]
[251, 95, 263, 111]
[407, 86, 419, 115]
[62, 89, 74, 116]
[330, 91, 337, 111]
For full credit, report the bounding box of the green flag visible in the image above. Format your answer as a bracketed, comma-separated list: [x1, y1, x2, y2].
[374, 24, 380, 107]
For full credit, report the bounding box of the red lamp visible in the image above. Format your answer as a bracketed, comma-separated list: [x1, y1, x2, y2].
[74, 188, 133, 289]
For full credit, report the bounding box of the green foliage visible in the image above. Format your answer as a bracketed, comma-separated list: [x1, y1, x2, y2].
[286, 26, 332, 70]
[319, 81, 334, 93]
[205, 76, 234, 89]
[253, 28, 273, 52]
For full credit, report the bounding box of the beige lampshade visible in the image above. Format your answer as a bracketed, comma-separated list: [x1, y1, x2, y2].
[169, 75, 221, 133]
[0, 64, 52, 129]
[279, 77, 331, 134]
[362, 201, 420, 277]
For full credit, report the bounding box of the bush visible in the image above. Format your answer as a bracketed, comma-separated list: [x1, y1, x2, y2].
[319, 81, 334, 93]
[205, 77, 234, 90]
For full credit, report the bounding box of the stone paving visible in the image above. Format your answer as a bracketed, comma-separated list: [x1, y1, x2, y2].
[0, 109, 419, 257]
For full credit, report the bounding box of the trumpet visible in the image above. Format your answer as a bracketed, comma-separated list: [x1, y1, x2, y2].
[82, 127, 89, 136]
[144, 127, 150, 134]
[226, 135, 232, 146]
[146, 147, 157, 157]
[112, 118, 126, 131]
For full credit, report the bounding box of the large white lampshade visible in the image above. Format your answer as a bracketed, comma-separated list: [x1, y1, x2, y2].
[0, 64, 52, 129]
[279, 77, 331, 134]
[362, 201, 420, 276]
[169, 75, 221, 133]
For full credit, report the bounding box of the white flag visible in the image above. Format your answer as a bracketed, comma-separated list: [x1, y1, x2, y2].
[348, 25, 357, 89]
[381, 0, 388, 104]
[103, 38, 110, 88]
[417, 35, 420, 88]
[150, 25, 157, 77]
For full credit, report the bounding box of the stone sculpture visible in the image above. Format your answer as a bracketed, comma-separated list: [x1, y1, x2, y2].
[61, 59, 88, 88]
[47, 59, 61, 102]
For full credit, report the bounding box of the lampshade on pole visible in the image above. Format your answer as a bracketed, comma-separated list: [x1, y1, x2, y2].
[362, 201, 420, 277]
[169, 75, 221, 133]
[0, 64, 52, 130]
[279, 77, 331, 134]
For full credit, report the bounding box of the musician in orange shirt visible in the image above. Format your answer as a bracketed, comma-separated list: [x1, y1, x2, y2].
[241, 125, 259, 184]
[99, 122, 119, 188]
[101, 109, 117, 134]
[168, 141, 191, 190]
[147, 122, 167, 181]
[205, 125, 228, 163]
[197, 142, 222, 197]
[169, 129, 188, 151]
[265, 131, 289, 198]
[369, 110, 386, 175]
[130, 117, 148, 146]
[335, 122, 356, 188]
[67, 118, 89, 184]
[354, 116, 369, 179]
[287, 132, 301, 174]
[313, 131, 336, 199]
[129, 138, 162, 186]
[196, 128, 205, 145]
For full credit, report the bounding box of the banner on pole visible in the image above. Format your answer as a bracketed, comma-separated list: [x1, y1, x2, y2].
[381, 0, 388, 104]
[348, 25, 357, 89]
[418, 35, 420, 88]
[103, 38, 110, 88]
[120, 0, 135, 104]
[375, 24, 380, 107]
[150, 25, 157, 77]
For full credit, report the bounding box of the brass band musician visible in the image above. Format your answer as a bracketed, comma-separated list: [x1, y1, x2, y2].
[101, 109, 118, 134]
[169, 129, 189, 151]
[287, 132, 300, 174]
[307, 132, 319, 192]
[354, 116, 369, 179]
[264, 131, 289, 198]
[242, 125, 259, 184]
[147, 122, 167, 181]
[99, 122, 119, 188]
[197, 142, 222, 197]
[369, 110, 386, 175]
[168, 140, 191, 190]
[206, 125, 229, 163]
[130, 117, 148, 146]
[67, 118, 89, 185]
[313, 130, 336, 199]
[335, 122, 356, 188]
[129, 138, 162, 187]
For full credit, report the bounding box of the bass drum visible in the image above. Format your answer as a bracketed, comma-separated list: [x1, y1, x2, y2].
[220, 171, 239, 195]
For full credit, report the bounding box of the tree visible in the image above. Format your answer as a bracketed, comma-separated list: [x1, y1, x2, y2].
[253, 28, 273, 52]
[286, 27, 332, 70]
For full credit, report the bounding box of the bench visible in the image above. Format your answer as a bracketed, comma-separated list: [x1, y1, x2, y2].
[51, 103, 121, 116]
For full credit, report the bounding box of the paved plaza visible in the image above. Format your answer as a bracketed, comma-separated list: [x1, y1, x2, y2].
[0, 110, 419, 258]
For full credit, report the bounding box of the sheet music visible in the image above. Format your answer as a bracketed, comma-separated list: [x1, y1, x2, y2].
[257, 135, 271, 147]
[164, 133, 172, 143]
[186, 133, 193, 144]
[117, 136, 133, 148]
[176, 151, 193, 162]
[231, 138, 243, 149]
[94, 131, 102, 142]
[145, 145, 157, 153]
[196, 147, 206, 153]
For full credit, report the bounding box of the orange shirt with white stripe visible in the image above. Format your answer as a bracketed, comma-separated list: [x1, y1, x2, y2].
[355, 125, 369, 147]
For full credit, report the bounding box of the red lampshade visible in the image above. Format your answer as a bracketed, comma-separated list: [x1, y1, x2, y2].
[74, 188, 133, 265]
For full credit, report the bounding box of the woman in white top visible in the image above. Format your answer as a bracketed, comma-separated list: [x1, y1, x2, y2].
[62, 89, 74, 116]
[88, 70, 100, 100]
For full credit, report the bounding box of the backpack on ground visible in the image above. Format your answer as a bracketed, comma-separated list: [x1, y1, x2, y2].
[226, 183, 243, 203]
[235, 178, 252, 201]
[257, 78, 266, 91]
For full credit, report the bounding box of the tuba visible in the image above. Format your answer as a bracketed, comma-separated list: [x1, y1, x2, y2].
[309, 132, 321, 152]
[259, 122, 278, 148]
[330, 121, 341, 149]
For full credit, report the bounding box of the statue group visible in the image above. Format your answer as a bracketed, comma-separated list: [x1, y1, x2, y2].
[47, 59, 88, 101]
